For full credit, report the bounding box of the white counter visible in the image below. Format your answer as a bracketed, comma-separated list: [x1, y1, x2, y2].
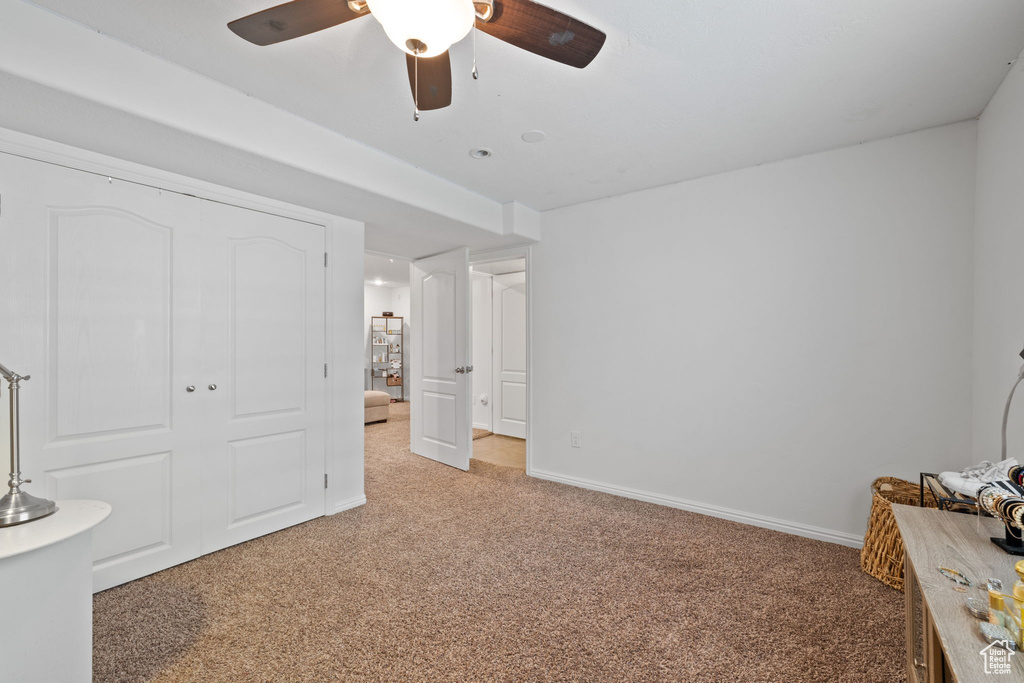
[0, 499, 111, 683]
[0, 499, 110, 559]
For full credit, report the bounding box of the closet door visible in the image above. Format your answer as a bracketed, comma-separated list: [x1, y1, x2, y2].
[199, 201, 326, 553]
[0, 154, 205, 591]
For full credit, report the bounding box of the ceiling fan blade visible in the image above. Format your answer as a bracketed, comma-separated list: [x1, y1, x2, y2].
[228, 0, 367, 46]
[477, 0, 606, 69]
[406, 52, 453, 111]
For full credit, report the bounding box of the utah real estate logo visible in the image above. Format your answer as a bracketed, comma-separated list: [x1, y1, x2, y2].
[980, 640, 1016, 675]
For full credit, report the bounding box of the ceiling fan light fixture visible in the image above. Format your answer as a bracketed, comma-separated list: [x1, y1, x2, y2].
[366, 0, 476, 58]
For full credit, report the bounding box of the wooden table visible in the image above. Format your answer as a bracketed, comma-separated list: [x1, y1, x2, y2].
[892, 505, 1024, 682]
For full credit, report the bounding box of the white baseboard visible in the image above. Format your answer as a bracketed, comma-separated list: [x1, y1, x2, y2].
[530, 469, 863, 549]
[331, 494, 367, 515]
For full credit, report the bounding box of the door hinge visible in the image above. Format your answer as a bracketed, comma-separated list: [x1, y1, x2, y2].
[324, 252, 328, 267]
[324, 473, 328, 489]
[324, 363, 328, 378]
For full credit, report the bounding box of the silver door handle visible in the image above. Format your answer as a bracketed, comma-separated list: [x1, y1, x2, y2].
[208, 384, 217, 391]
[466, 365, 474, 373]
[186, 385, 196, 393]
[455, 366, 465, 374]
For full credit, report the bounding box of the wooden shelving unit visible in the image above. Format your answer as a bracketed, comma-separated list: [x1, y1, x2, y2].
[370, 315, 404, 402]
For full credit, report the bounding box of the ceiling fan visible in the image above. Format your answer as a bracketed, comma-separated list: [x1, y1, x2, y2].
[228, 0, 606, 117]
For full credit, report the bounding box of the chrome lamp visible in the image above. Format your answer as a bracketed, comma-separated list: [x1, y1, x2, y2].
[0, 361, 56, 527]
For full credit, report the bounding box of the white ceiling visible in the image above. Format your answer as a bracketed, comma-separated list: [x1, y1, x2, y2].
[23, 0, 1024, 216]
[365, 252, 412, 286]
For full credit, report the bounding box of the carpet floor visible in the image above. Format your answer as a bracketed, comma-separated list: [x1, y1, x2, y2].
[93, 402, 905, 682]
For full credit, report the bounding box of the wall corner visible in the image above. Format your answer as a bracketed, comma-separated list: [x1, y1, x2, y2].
[502, 201, 541, 242]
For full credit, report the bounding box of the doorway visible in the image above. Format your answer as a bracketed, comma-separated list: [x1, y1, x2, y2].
[402, 245, 533, 475]
[469, 253, 528, 472]
[363, 251, 412, 403]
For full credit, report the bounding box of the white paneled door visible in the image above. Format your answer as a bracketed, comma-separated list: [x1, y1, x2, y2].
[0, 153, 327, 590]
[0, 155, 206, 590]
[199, 201, 326, 553]
[492, 273, 527, 439]
[410, 249, 471, 470]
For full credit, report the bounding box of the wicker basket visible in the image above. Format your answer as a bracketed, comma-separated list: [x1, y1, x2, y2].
[860, 477, 938, 591]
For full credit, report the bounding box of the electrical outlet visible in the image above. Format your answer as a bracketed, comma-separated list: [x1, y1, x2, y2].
[570, 431, 582, 448]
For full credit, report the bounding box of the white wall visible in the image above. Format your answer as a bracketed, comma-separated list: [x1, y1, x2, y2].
[330, 222, 367, 513]
[390, 286, 411, 320]
[974, 54, 1024, 462]
[531, 122, 978, 544]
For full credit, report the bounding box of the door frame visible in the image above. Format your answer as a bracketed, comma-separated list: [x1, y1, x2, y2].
[469, 246, 534, 475]
[0, 126, 366, 536]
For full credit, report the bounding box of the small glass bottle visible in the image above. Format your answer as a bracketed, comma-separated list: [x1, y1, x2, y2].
[990, 588, 1007, 626]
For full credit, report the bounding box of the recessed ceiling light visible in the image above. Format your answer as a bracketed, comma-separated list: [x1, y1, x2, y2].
[521, 130, 547, 143]
[389, 258, 395, 263]
[469, 148, 493, 159]
[374, 278, 383, 286]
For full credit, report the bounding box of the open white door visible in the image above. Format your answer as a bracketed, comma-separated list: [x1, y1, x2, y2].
[410, 248, 471, 470]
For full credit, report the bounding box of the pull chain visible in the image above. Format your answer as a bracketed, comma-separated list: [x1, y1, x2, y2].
[472, 27, 478, 80]
[414, 54, 420, 121]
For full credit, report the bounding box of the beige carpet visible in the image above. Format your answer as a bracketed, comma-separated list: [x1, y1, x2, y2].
[472, 428, 492, 440]
[93, 402, 904, 682]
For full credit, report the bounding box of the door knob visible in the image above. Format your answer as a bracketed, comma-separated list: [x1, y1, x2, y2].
[466, 365, 474, 373]
[186, 385, 196, 393]
[208, 384, 218, 391]
[455, 366, 465, 374]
